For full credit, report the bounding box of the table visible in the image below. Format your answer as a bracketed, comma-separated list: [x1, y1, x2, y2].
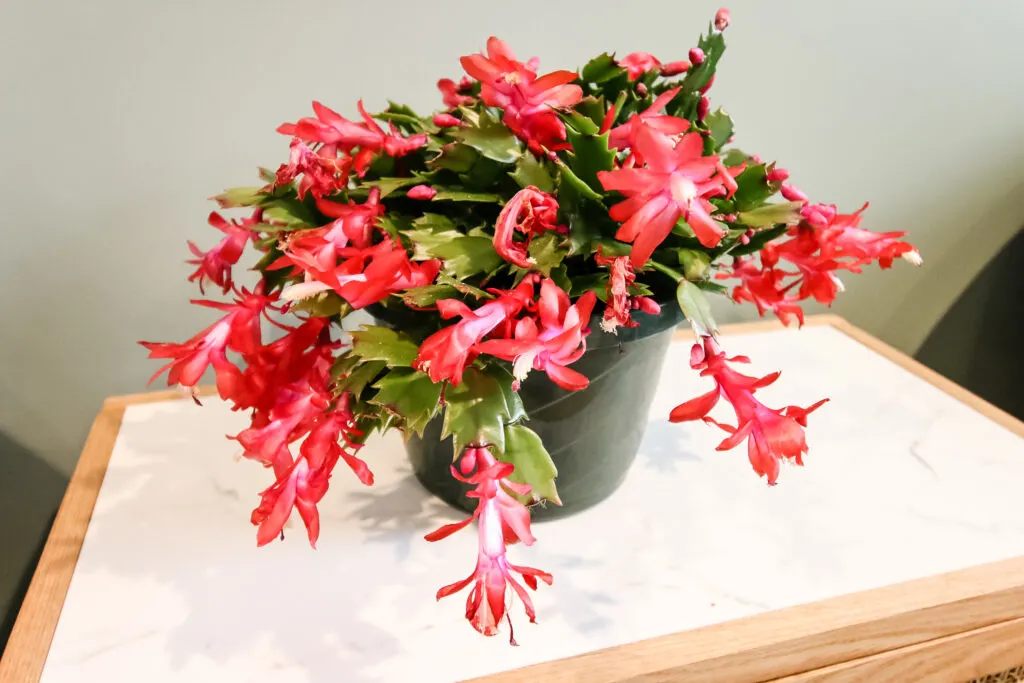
[2, 316, 1023, 683]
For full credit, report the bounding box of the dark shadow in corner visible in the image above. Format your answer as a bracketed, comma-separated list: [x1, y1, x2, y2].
[916, 228, 1024, 421]
[0, 431, 68, 654]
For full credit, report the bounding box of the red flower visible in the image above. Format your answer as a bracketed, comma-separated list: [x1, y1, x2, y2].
[599, 126, 736, 266]
[437, 77, 475, 109]
[475, 280, 596, 391]
[187, 211, 255, 294]
[413, 281, 535, 384]
[460, 37, 583, 153]
[315, 186, 385, 250]
[139, 284, 279, 401]
[669, 336, 828, 484]
[277, 100, 427, 159]
[271, 138, 352, 199]
[426, 447, 552, 641]
[492, 187, 564, 268]
[618, 52, 661, 81]
[594, 251, 660, 333]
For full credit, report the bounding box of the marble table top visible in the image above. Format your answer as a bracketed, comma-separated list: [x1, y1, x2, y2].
[37, 324, 1024, 683]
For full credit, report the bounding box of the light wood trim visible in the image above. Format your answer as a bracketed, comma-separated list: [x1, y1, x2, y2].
[0, 405, 127, 683]
[465, 556, 1024, 683]
[102, 385, 218, 409]
[773, 616, 1024, 683]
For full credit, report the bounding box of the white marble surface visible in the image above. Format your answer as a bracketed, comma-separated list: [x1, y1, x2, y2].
[38, 325, 1024, 683]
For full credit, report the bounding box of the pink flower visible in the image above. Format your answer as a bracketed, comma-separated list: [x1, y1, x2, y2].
[669, 336, 828, 484]
[315, 186, 385, 250]
[715, 8, 731, 31]
[437, 78, 474, 109]
[475, 280, 597, 391]
[432, 113, 462, 127]
[460, 37, 583, 153]
[780, 183, 808, 203]
[492, 187, 564, 268]
[618, 52, 661, 81]
[407, 184, 438, 200]
[139, 284, 279, 400]
[278, 101, 427, 159]
[598, 125, 737, 266]
[607, 87, 688, 155]
[594, 250, 660, 333]
[426, 447, 552, 641]
[187, 210, 255, 294]
[413, 281, 535, 385]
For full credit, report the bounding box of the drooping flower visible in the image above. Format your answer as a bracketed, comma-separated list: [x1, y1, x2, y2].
[607, 87, 686, 154]
[492, 187, 564, 268]
[278, 101, 427, 159]
[139, 284, 279, 401]
[413, 281, 535, 384]
[460, 37, 583, 153]
[426, 447, 552, 641]
[618, 52, 661, 80]
[187, 210, 256, 294]
[669, 335, 828, 484]
[599, 125, 737, 266]
[475, 280, 596, 391]
[594, 250, 661, 333]
[315, 186, 385, 251]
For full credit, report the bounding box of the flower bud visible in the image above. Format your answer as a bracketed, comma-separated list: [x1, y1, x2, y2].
[699, 74, 716, 94]
[689, 47, 706, 65]
[636, 82, 649, 97]
[780, 183, 808, 202]
[766, 167, 789, 182]
[697, 96, 710, 121]
[433, 113, 461, 127]
[715, 8, 731, 31]
[660, 60, 691, 76]
[407, 185, 438, 200]
[739, 233, 751, 245]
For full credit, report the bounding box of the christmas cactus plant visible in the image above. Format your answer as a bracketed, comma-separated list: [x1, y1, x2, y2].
[141, 8, 920, 641]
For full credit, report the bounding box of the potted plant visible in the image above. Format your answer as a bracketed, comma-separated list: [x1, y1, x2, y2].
[141, 8, 920, 642]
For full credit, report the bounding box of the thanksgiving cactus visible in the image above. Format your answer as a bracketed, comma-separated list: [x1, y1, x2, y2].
[142, 8, 920, 641]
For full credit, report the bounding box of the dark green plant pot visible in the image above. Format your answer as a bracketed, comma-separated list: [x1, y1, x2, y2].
[399, 303, 684, 521]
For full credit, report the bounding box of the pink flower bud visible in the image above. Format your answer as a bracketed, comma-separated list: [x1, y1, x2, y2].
[689, 47, 706, 65]
[800, 205, 829, 228]
[766, 167, 789, 182]
[634, 297, 661, 315]
[780, 183, 808, 203]
[458, 76, 473, 90]
[407, 185, 438, 200]
[636, 82, 648, 97]
[660, 60, 691, 76]
[700, 74, 716, 94]
[433, 113, 461, 127]
[715, 8, 731, 31]
[721, 213, 737, 223]
[697, 96, 710, 121]
[739, 233, 751, 245]
[750, 154, 762, 164]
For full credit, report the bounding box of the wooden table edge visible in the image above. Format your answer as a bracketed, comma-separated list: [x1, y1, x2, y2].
[3, 315, 1022, 683]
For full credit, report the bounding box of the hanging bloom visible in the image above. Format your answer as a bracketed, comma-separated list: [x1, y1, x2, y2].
[187, 210, 256, 294]
[475, 280, 597, 391]
[437, 77, 474, 109]
[427, 447, 552, 641]
[315, 186, 385, 251]
[599, 125, 737, 266]
[493, 187, 564, 268]
[139, 284, 279, 400]
[460, 37, 583, 153]
[277, 101, 427, 159]
[721, 254, 807, 326]
[618, 52, 661, 81]
[413, 281, 535, 385]
[669, 336, 828, 484]
[594, 250, 661, 333]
